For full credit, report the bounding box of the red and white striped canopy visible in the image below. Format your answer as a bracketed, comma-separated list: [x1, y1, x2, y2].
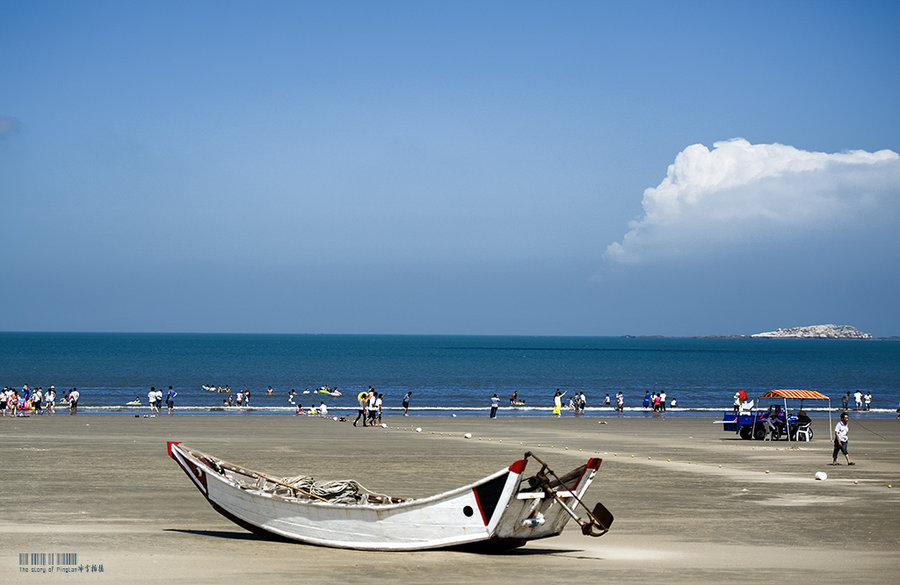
[758, 389, 830, 400]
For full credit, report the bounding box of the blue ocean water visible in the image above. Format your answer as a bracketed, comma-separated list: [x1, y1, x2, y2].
[1, 333, 898, 416]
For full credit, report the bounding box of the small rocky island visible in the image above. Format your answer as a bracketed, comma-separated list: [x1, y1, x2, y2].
[751, 324, 872, 339]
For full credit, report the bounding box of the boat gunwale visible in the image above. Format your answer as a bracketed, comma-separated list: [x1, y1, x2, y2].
[175, 443, 525, 511]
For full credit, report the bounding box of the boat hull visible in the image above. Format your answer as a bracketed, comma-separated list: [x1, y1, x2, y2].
[169, 441, 603, 551]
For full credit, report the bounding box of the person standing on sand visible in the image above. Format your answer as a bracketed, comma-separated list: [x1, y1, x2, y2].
[864, 392, 872, 411]
[402, 392, 412, 416]
[604, 393, 610, 406]
[552, 389, 566, 416]
[854, 390, 863, 411]
[376, 393, 384, 424]
[166, 386, 177, 415]
[831, 412, 854, 466]
[68, 388, 79, 415]
[46, 386, 55, 415]
[490, 394, 500, 418]
[841, 392, 849, 411]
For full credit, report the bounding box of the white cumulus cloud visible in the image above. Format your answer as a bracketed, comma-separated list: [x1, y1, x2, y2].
[604, 138, 900, 263]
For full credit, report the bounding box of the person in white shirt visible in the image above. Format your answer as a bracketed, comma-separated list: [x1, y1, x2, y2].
[854, 390, 863, 411]
[32, 388, 43, 414]
[45, 387, 56, 415]
[367, 389, 378, 425]
[831, 412, 853, 465]
[68, 388, 80, 415]
[148, 387, 158, 415]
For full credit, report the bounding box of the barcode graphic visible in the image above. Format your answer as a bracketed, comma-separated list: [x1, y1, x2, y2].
[18, 552, 77, 565]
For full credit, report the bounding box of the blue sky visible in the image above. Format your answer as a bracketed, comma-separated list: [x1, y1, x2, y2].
[2, 1, 899, 336]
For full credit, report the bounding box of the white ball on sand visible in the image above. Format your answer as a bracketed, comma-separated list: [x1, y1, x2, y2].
[815, 471, 827, 481]
[464, 433, 472, 439]
[415, 427, 422, 433]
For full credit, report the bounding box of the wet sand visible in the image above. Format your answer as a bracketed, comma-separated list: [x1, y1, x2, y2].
[2, 413, 899, 584]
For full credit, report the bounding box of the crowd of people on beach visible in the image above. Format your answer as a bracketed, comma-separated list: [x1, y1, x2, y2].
[143, 386, 178, 416]
[642, 391, 675, 413]
[840, 390, 874, 412]
[0, 385, 80, 416]
[351, 386, 387, 426]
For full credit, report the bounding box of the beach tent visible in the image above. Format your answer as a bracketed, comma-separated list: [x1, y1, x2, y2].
[755, 389, 832, 442]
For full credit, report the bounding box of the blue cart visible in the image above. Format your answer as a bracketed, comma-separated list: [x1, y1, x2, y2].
[718, 389, 831, 441]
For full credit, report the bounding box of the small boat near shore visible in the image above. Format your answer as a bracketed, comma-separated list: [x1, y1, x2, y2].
[168, 442, 612, 551]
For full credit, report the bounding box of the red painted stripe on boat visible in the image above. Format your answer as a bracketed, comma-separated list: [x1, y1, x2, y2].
[587, 458, 602, 470]
[471, 488, 488, 526]
[167, 441, 181, 458]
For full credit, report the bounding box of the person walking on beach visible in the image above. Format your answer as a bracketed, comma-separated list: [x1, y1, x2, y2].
[604, 393, 610, 406]
[166, 386, 177, 415]
[376, 393, 384, 424]
[841, 392, 849, 411]
[353, 390, 368, 427]
[864, 392, 872, 411]
[616, 391, 624, 413]
[366, 388, 378, 426]
[402, 392, 412, 416]
[659, 391, 667, 413]
[148, 387, 158, 415]
[578, 392, 587, 415]
[854, 390, 863, 411]
[832, 412, 854, 466]
[46, 386, 55, 415]
[490, 394, 500, 418]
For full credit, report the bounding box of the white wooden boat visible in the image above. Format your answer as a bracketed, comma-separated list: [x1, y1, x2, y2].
[168, 441, 612, 551]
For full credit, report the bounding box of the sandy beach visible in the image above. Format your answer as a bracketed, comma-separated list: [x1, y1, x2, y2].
[2, 413, 899, 584]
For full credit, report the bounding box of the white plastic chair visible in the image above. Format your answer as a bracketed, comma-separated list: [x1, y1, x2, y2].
[795, 423, 812, 442]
